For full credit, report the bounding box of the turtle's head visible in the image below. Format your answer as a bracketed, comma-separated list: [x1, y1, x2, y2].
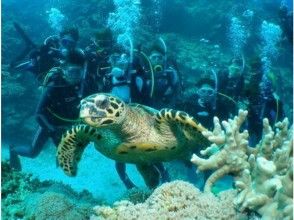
[80, 93, 126, 128]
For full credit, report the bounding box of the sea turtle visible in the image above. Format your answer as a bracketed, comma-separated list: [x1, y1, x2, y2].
[57, 93, 210, 188]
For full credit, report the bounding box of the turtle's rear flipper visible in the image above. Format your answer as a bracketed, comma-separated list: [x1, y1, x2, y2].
[136, 164, 160, 189]
[57, 125, 96, 176]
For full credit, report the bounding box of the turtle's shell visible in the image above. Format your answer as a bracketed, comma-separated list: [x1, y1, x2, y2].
[57, 93, 209, 176]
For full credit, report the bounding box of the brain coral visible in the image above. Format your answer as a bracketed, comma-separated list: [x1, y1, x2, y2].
[91, 180, 246, 220]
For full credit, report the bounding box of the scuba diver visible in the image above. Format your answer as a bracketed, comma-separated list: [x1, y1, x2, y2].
[9, 49, 86, 170]
[141, 41, 181, 109]
[10, 22, 62, 82]
[84, 28, 115, 94]
[10, 24, 81, 83]
[59, 26, 80, 55]
[218, 57, 245, 104]
[178, 71, 236, 129]
[104, 42, 169, 189]
[279, 3, 293, 44]
[106, 45, 145, 103]
[243, 57, 284, 145]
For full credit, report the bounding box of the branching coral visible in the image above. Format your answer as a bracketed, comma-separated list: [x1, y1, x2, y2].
[191, 110, 252, 192]
[191, 110, 293, 220]
[91, 181, 245, 220]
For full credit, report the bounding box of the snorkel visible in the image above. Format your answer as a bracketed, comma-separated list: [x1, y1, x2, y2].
[159, 37, 167, 71]
[211, 69, 218, 110]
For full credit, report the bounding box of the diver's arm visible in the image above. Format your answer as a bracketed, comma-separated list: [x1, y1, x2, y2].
[164, 68, 179, 96]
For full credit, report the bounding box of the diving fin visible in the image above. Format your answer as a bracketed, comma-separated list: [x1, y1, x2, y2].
[10, 22, 37, 68]
[13, 22, 36, 48]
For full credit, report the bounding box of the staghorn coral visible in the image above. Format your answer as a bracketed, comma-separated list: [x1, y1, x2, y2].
[191, 110, 293, 220]
[91, 180, 246, 220]
[191, 110, 251, 192]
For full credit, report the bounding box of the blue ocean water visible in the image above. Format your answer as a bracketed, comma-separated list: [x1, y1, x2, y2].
[2, 0, 293, 219]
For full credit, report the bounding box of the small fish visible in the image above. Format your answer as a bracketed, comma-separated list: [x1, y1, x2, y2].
[200, 38, 209, 43]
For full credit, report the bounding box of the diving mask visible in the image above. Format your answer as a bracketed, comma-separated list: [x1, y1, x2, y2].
[197, 84, 216, 107]
[61, 35, 76, 49]
[109, 53, 129, 69]
[197, 86, 215, 97]
[149, 53, 164, 63]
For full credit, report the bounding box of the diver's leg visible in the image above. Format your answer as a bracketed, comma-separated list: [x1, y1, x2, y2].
[11, 127, 49, 158]
[154, 162, 170, 183]
[9, 127, 49, 170]
[136, 164, 160, 189]
[9, 145, 21, 171]
[115, 162, 136, 189]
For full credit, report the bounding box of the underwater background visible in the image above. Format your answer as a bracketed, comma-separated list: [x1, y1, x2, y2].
[1, 0, 293, 219]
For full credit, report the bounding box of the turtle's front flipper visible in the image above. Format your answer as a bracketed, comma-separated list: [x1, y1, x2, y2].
[57, 124, 97, 176]
[136, 164, 160, 189]
[155, 109, 210, 146]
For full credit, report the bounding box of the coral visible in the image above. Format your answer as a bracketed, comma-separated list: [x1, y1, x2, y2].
[1, 66, 39, 143]
[120, 187, 151, 204]
[191, 110, 293, 219]
[25, 192, 89, 220]
[1, 161, 102, 220]
[91, 181, 246, 220]
[191, 110, 251, 192]
[1, 160, 41, 219]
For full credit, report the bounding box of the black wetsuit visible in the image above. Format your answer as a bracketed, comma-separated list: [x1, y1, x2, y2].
[13, 42, 62, 83]
[245, 87, 284, 145]
[84, 44, 113, 95]
[29, 45, 61, 78]
[11, 67, 81, 158]
[143, 66, 180, 109]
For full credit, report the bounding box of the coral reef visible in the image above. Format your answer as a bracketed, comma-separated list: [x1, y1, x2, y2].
[1, 66, 39, 144]
[1, 160, 38, 219]
[91, 180, 246, 220]
[191, 110, 293, 220]
[120, 187, 151, 204]
[1, 160, 102, 220]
